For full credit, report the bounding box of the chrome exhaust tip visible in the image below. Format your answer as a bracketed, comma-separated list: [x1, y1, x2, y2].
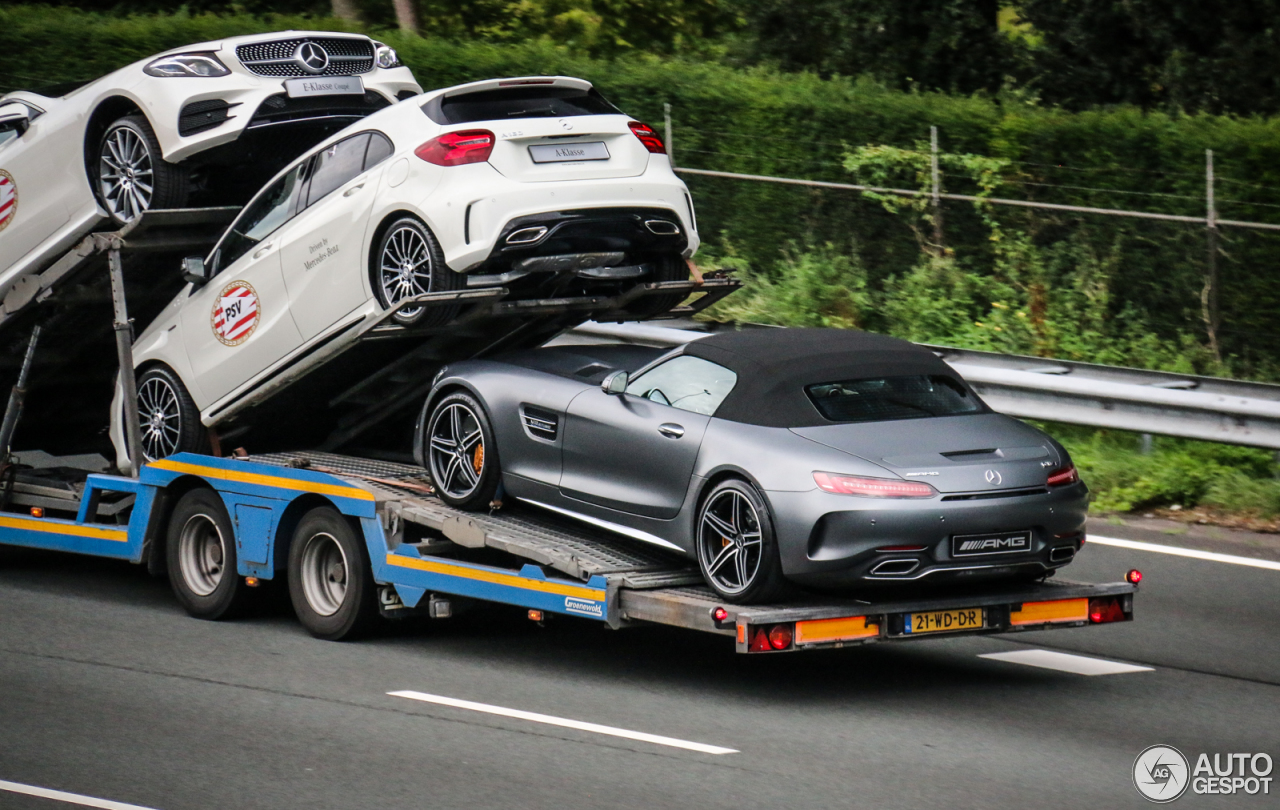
[1049, 546, 1075, 563]
[644, 219, 680, 236]
[506, 226, 549, 245]
[870, 559, 920, 576]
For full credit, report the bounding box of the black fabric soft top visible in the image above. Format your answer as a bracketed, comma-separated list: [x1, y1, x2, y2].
[679, 328, 969, 427]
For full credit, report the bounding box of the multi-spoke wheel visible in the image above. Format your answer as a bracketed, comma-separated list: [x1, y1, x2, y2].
[96, 115, 187, 226]
[135, 366, 206, 460]
[696, 479, 786, 603]
[166, 488, 251, 620]
[424, 391, 500, 510]
[288, 506, 380, 640]
[372, 216, 461, 326]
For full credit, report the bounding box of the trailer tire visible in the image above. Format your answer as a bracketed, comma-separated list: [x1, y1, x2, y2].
[167, 488, 250, 620]
[424, 391, 500, 510]
[287, 506, 380, 640]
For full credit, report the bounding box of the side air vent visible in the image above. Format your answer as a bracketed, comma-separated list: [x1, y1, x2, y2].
[521, 406, 559, 441]
[179, 99, 235, 136]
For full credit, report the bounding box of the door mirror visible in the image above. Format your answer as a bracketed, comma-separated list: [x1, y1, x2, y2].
[0, 103, 31, 137]
[182, 255, 209, 286]
[602, 370, 629, 395]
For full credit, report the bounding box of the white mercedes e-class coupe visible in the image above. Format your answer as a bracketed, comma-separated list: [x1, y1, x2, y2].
[0, 31, 421, 305]
[109, 75, 699, 467]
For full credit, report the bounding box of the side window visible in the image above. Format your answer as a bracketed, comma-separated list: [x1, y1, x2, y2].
[211, 163, 306, 274]
[305, 133, 371, 208]
[626, 356, 738, 416]
[364, 132, 394, 169]
[0, 122, 20, 148]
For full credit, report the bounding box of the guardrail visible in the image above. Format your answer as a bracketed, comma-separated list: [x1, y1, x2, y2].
[565, 321, 1280, 451]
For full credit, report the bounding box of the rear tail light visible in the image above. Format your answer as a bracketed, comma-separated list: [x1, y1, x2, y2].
[768, 624, 793, 650]
[1088, 597, 1125, 623]
[1126, 569, 1143, 585]
[748, 624, 794, 651]
[628, 121, 666, 154]
[415, 129, 495, 166]
[1047, 464, 1079, 487]
[814, 472, 937, 499]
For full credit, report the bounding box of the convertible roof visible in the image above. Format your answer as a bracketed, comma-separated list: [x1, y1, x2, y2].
[681, 328, 962, 428]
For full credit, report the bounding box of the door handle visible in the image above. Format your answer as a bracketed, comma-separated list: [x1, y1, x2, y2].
[252, 243, 273, 259]
[343, 183, 365, 197]
[658, 423, 685, 439]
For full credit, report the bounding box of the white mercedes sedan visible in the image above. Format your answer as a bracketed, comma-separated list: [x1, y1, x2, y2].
[0, 31, 420, 305]
[110, 75, 699, 466]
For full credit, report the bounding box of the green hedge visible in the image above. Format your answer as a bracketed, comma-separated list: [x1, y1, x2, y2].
[6, 5, 1280, 378]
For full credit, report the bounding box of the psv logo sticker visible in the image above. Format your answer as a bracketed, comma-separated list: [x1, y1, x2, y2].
[211, 280, 260, 346]
[0, 170, 16, 232]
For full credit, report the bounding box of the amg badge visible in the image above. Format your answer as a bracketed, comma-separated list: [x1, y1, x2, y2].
[951, 530, 1033, 556]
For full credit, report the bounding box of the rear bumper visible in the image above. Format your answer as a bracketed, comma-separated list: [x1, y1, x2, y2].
[768, 482, 1090, 588]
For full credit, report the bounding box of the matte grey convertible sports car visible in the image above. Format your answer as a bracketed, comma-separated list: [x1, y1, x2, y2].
[415, 329, 1089, 603]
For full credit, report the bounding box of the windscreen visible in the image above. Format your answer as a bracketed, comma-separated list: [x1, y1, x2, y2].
[431, 86, 622, 124]
[805, 375, 984, 424]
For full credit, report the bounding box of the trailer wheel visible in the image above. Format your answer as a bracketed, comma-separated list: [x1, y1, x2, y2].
[424, 391, 500, 510]
[619, 254, 689, 319]
[372, 216, 462, 327]
[97, 115, 188, 226]
[137, 366, 207, 461]
[166, 488, 250, 620]
[696, 479, 786, 604]
[288, 507, 380, 640]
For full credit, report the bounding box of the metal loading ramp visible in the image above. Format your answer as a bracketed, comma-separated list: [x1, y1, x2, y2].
[250, 451, 703, 588]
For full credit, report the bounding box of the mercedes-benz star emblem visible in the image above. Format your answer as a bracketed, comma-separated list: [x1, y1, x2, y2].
[295, 42, 330, 74]
[984, 469, 1003, 485]
[559, 119, 574, 131]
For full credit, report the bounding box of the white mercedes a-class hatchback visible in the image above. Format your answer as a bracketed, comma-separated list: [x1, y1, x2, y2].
[0, 31, 421, 303]
[111, 76, 699, 465]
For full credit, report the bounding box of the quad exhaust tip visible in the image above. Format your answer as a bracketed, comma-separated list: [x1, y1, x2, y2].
[506, 226, 549, 245]
[644, 219, 680, 235]
[870, 559, 920, 576]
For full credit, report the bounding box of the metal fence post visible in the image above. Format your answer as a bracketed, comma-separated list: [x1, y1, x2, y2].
[1204, 149, 1221, 363]
[664, 102, 674, 167]
[108, 245, 144, 476]
[930, 126, 943, 248]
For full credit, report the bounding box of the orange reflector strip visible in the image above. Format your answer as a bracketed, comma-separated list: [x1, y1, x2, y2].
[736, 624, 746, 644]
[1010, 598, 1089, 626]
[794, 615, 878, 645]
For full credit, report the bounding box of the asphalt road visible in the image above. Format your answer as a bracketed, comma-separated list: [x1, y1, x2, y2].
[1, 537, 1277, 810]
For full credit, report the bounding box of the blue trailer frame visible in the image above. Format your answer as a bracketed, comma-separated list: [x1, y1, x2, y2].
[0, 453, 610, 622]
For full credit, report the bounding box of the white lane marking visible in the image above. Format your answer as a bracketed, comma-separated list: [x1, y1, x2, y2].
[0, 779, 160, 810]
[389, 690, 738, 755]
[979, 649, 1153, 676]
[1088, 534, 1280, 572]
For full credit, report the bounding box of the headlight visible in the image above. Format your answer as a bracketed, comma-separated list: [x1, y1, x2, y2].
[144, 53, 230, 78]
[374, 43, 402, 69]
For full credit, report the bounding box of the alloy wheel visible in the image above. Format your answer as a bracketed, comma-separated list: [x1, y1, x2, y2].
[178, 513, 226, 597]
[427, 403, 485, 499]
[698, 489, 764, 595]
[99, 126, 154, 223]
[138, 375, 182, 460]
[298, 531, 348, 617]
[379, 224, 434, 320]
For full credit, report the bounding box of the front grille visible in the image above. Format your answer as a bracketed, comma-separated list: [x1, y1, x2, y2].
[236, 37, 375, 77]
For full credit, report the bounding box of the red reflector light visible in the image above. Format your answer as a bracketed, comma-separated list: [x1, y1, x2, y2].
[628, 121, 666, 154]
[768, 624, 793, 650]
[712, 607, 729, 623]
[749, 627, 771, 652]
[1088, 597, 1125, 623]
[814, 472, 937, 499]
[1047, 464, 1079, 487]
[415, 129, 495, 166]
[1126, 569, 1143, 585]
[876, 544, 926, 552]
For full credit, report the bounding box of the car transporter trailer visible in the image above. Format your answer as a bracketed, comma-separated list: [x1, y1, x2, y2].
[0, 211, 1139, 653]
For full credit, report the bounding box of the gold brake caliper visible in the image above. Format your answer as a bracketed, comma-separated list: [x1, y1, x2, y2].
[472, 442, 484, 475]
